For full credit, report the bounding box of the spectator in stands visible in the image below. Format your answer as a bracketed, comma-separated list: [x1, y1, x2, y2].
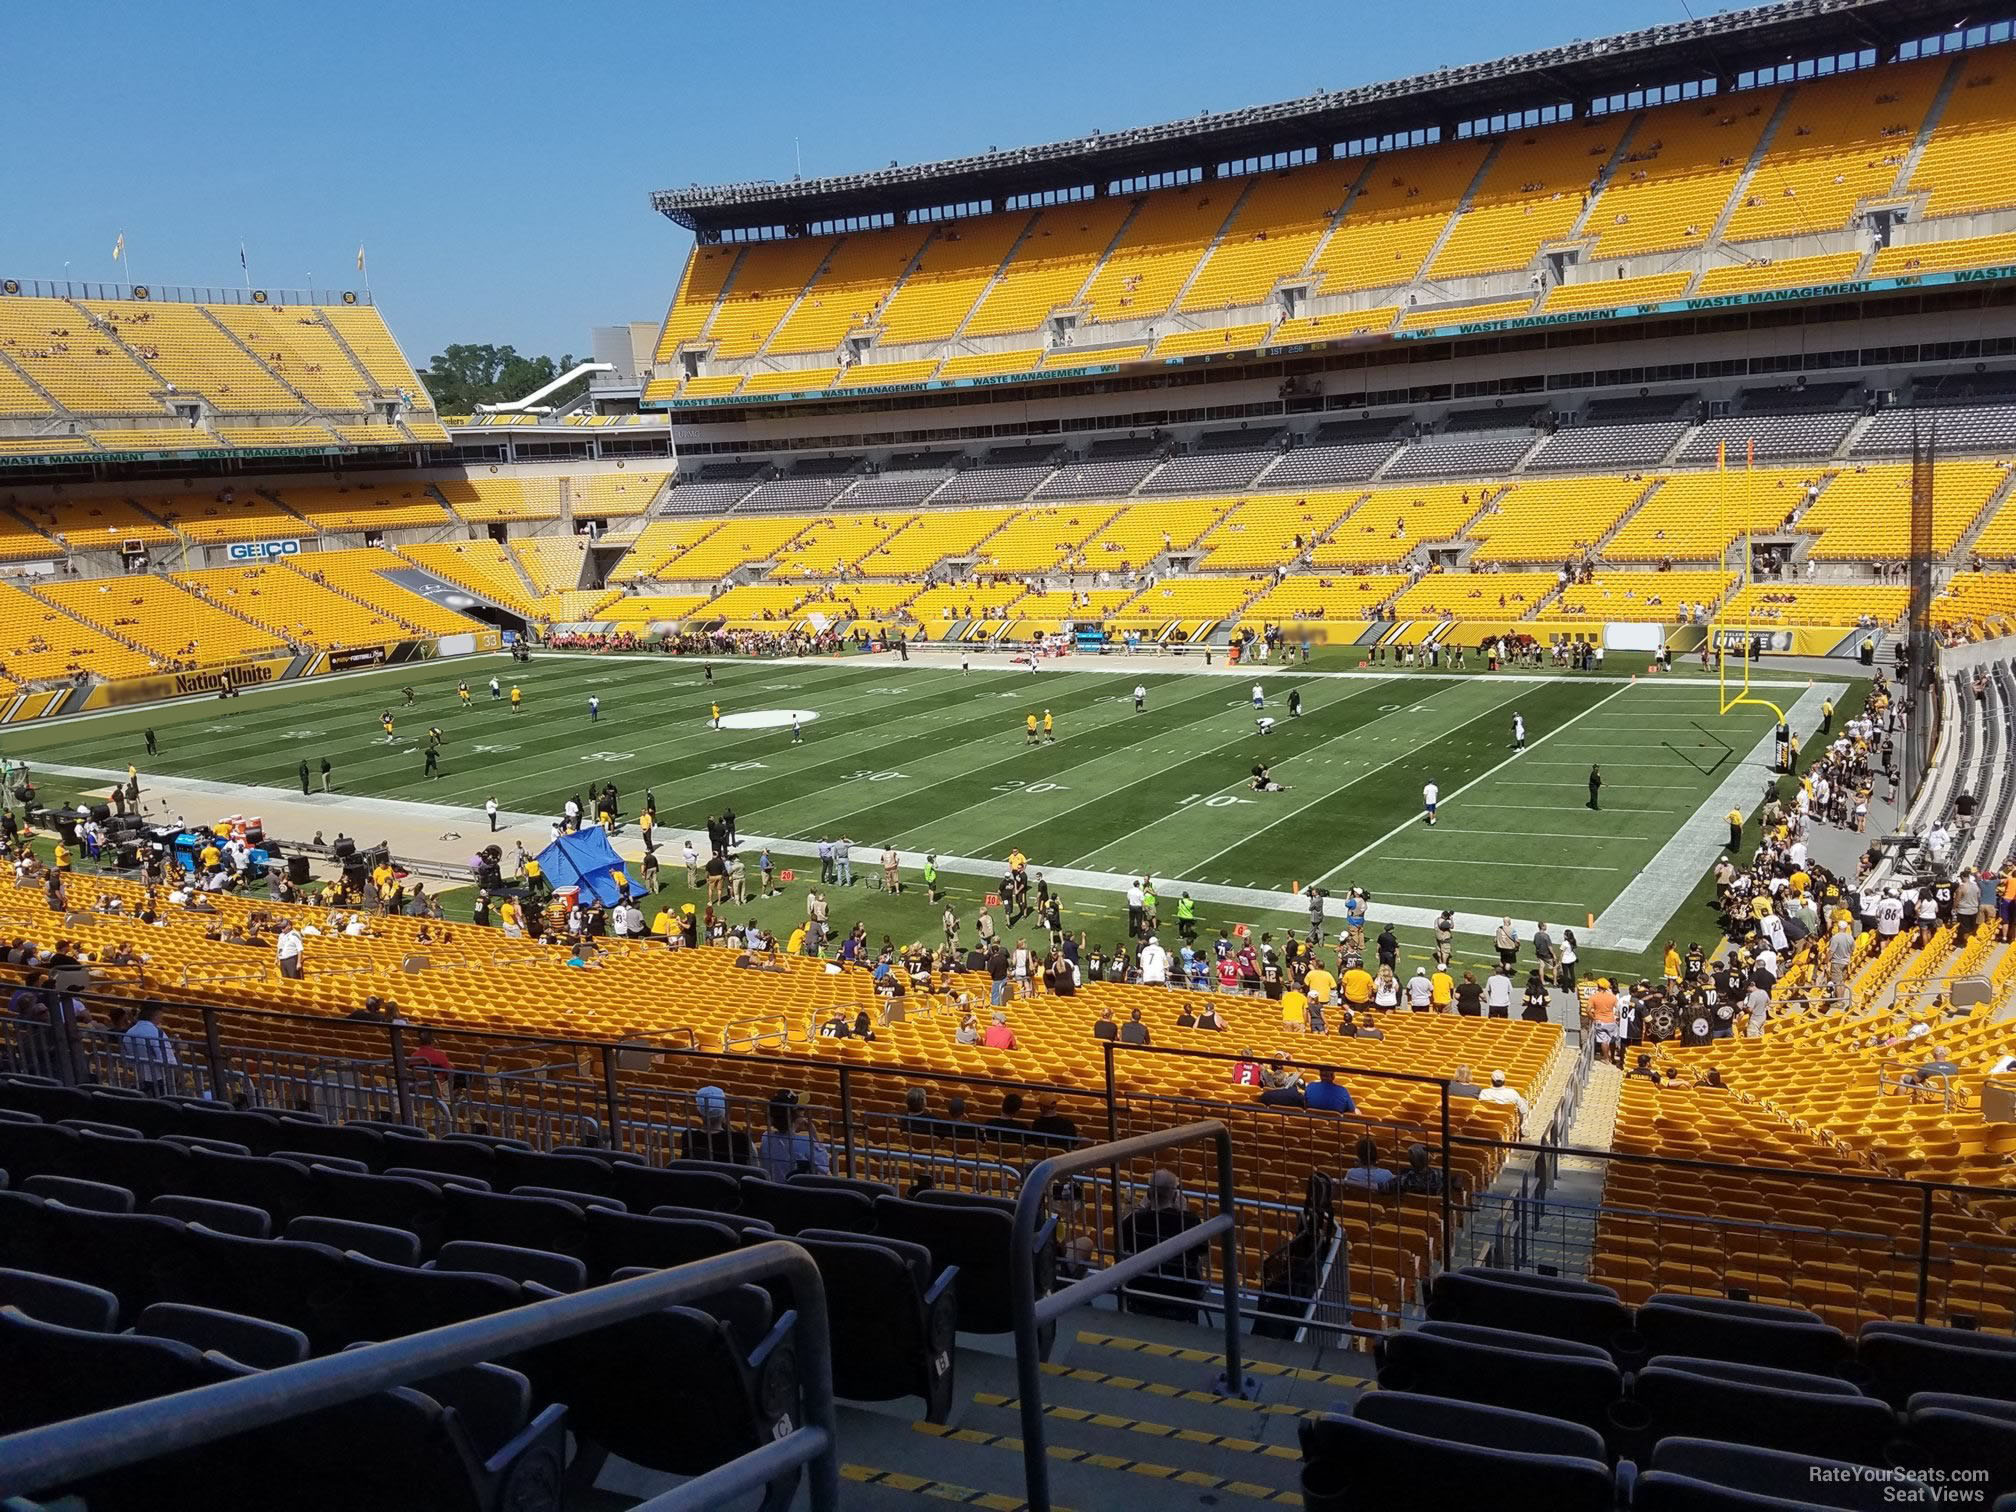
[1119, 1007, 1152, 1045]
[982, 1010, 1018, 1049]
[1522, 970, 1551, 1023]
[1744, 980, 1772, 1037]
[1343, 1135, 1395, 1194]
[1118, 1168, 1207, 1322]
[122, 1001, 177, 1093]
[1303, 1065, 1356, 1113]
[1478, 1070, 1530, 1128]
[759, 1089, 828, 1179]
[275, 921, 304, 980]
[1091, 1005, 1118, 1041]
[1258, 1057, 1305, 1108]
[1029, 1095, 1081, 1145]
[407, 1027, 455, 1090]
[1628, 1053, 1660, 1083]
[1395, 1143, 1443, 1197]
[1447, 1063, 1482, 1099]
[987, 1093, 1026, 1132]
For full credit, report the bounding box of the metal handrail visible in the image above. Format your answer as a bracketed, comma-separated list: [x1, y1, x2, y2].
[0, 1242, 840, 1512]
[1010, 1119, 1243, 1512]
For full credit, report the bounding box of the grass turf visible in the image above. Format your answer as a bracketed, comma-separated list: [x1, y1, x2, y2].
[1, 651, 1840, 980]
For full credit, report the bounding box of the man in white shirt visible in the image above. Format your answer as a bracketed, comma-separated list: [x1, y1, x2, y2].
[1422, 780, 1440, 827]
[1928, 823, 1954, 868]
[1875, 890, 1906, 940]
[123, 1003, 178, 1092]
[1251, 682, 1265, 710]
[1126, 881, 1145, 937]
[1511, 713, 1526, 752]
[1133, 683, 1147, 712]
[1406, 966, 1434, 1011]
[1760, 911, 1789, 954]
[1138, 935, 1169, 985]
[485, 797, 499, 833]
[1483, 968, 1513, 1017]
[1478, 1069, 1530, 1128]
[276, 924, 305, 979]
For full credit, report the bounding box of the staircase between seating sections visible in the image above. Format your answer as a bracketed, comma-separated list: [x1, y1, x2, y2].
[683, 1311, 1358, 1512]
[1830, 413, 1876, 461]
[1890, 53, 1966, 197]
[1162, 174, 1262, 315]
[1948, 469, 2016, 568]
[1290, 154, 1378, 285]
[750, 237, 844, 363]
[275, 554, 432, 638]
[1587, 477, 1667, 558]
[310, 310, 393, 400]
[1700, 87, 1798, 258]
[943, 211, 1043, 345]
[14, 580, 154, 659]
[1398, 139, 1505, 307]
[196, 307, 322, 412]
[1559, 113, 1646, 246]
[172, 572, 301, 649]
[59, 297, 180, 404]
[0, 347, 72, 419]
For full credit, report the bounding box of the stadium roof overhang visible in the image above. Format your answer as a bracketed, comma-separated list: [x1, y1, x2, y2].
[651, 0, 1983, 236]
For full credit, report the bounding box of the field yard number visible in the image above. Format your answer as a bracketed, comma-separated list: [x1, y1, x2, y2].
[708, 760, 768, 772]
[846, 768, 907, 783]
[580, 751, 635, 763]
[1178, 792, 1255, 809]
[471, 743, 520, 754]
[992, 779, 1069, 795]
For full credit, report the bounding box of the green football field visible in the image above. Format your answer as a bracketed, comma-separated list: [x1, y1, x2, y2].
[2, 650, 1849, 978]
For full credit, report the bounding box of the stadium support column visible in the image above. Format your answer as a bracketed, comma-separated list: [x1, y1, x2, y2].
[1903, 423, 1939, 806]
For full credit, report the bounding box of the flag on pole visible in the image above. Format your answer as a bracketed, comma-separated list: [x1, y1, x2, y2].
[112, 232, 125, 263]
[356, 244, 366, 273]
[239, 243, 248, 274]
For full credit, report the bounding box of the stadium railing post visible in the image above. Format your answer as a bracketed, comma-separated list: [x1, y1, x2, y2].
[198, 1003, 229, 1103]
[838, 1066, 856, 1179]
[598, 1045, 622, 1152]
[1918, 1184, 1935, 1325]
[385, 1021, 414, 1128]
[1439, 1083, 1454, 1272]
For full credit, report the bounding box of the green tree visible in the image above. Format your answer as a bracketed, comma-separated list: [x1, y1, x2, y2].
[423, 343, 587, 414]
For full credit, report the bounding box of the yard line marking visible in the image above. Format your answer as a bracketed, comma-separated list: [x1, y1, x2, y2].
[1149, 680, 1530, 879]
[1310, 680, 1637, 888]
[1052, 679, 1499, 870]
[798, 676, 1249, 841]
[966, 676, 1349, 860]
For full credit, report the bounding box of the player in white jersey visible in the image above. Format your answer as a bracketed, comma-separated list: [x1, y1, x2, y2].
[1133, 684, 1147, 712]
[1512, 712, 1526, 751]
[1251, 682, 1264, 709]
[1423, 780, 1440, 826]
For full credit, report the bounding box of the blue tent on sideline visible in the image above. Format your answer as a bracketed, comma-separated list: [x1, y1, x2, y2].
[534, 828, 628, 907]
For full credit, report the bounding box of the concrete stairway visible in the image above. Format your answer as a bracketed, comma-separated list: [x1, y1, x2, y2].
[577, 1306, 1362, 1510]
[830, 1312, 1359, 1511]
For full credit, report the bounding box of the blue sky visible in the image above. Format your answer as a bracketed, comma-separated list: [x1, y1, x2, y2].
[3, 0, 1683, 366]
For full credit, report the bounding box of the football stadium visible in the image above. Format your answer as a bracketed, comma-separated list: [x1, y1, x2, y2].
[4, 1, 2016, 1507]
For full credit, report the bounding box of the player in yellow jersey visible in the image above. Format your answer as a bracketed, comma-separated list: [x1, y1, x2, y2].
[380, 711, 395, 744]
[458, 681, 471, 708]
[1025, 713, 1039, 746]
[509, 685, 522, 712]
[710, 702, 721, 730]
[1042, 709, 1054, 744]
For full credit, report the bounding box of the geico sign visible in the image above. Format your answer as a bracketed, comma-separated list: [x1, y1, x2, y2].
[226, 539, 302, 562]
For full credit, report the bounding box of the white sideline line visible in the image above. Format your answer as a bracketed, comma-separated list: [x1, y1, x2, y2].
[1375, 855, 1624, 873]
